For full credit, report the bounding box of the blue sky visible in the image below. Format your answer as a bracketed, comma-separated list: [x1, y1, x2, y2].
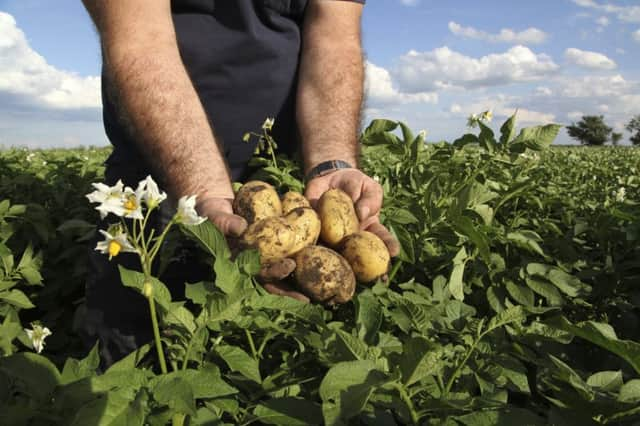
[1, 0, 639, 148]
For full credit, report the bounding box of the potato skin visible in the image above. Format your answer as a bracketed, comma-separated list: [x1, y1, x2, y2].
[241, 217, 296, 263]
[281, 191, 310, 215]
[317, 189, 359, 247]
[341, 231, 390, 283]
[293, 246, 356, 305]
[233, 181, 282, 224]
[284, 207, 321, 254]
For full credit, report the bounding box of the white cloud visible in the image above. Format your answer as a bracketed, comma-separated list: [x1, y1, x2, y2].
[448, 22, 548, 44]
[446, 94, 556, 124]
[564, 47, 616, 70]
[364, 62, 438, 107]
[535, 86, 553, 96]
[596, 16, 610, 27]
[616, 48, 626, 54]
[633, 29, 640, 43]
[0, 12, 101, 110]
[400, 0, 419, 5]
[571, 0, 640, 23]
[567, 111, 585, 120]
[559, 74, 629, 97]
[392, 46, 558, 92]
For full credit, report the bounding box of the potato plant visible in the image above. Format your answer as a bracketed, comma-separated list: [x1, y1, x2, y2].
[0, 116, 639, 425]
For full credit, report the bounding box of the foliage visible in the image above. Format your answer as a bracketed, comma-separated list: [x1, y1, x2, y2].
[567, 115, 613, 146]
[626, 115, 640, 146]
[1, 118, 640, 425]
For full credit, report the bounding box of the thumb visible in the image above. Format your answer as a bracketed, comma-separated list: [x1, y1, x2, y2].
[304, 178, 327, 209]
[209, 212, 248, 237]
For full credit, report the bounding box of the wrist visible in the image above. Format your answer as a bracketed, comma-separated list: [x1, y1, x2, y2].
[304, 160, 355, 182]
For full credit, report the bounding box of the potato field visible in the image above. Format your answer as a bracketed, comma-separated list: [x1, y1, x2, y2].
[1, 116, 639, 425]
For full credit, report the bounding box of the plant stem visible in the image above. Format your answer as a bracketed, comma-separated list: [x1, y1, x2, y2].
[256, 331, 274, 358]
[245, 329, 258, 360]
[444, 337, 479, 396]
[172, 413, 186, 426]
[148, 287, 168, 374]
[388, 259, 402, 283]
[393, 383, 419, 425]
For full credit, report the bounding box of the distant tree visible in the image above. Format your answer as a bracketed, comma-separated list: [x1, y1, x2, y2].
[626, 115, 640, 146]
[611, 132, 623, 146]
[566, 115, 612, 146]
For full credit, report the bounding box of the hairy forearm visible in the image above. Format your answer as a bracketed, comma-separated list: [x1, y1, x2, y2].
[297, 5, 364, 174]
[83, 0, 232, 202]
[104, 47, 233, 200]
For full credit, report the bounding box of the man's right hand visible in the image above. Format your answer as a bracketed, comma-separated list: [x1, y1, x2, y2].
[196, 197, 248, 237]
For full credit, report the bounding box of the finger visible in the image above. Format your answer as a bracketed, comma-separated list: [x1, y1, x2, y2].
[262, 282, 310, 303]
[259, 258, 296, 281]
[209, 212, 248, 237]
[304, 178, 326, 209]
[365, 220, 401, 257]
[354, 181, 383, 221]
[335, 177, 363, 204]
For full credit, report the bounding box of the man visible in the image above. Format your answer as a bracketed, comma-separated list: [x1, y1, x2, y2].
[81, 0, 399, 365]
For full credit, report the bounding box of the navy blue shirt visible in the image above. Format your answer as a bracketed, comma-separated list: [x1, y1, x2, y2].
[102, 0, 364, 182]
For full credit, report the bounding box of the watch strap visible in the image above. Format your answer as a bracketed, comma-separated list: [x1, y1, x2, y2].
[304, 160, 354, 182]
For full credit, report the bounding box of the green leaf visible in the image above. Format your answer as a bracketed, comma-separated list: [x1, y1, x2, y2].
[525, 277, 564, 306]
[586, 371, 623, 392]
[398, 337, 443, 386]
[456, 407, 545, 426]
[181, 220, 230, 259]
[500, 112, 517, 145]
[449, 247, 468, 301]
[526, 263, 590, 298]
[251, 293, 325, 325]
[478, 121, 497, 154]
[185, 281, 214, 306]
[550, 317, 640, 374]
[149, 367, 237, 399]
[152, 376, 197, 417]
[253, 397, 323, 426]
[107, 343, 152, 373]
[70, 390, 143, 426]
[61, 342, 101, 385]
[505, 281, 535, 307]
[354, 290, 383, 345]
[319, 360, 388, 425]
[118, 266, 172, 309]
[451, 215, 491, 263]
[0, 289, 35, 309]
[509, 123, 562, 152]
[618, 379, 640, 404]
[486, 306, 526, 335]
[216, 344, 262, 383]
[236, 249, 261, 276]
[18, 266, 43, 286]
[0, 352, 61, 402]
[214, 256, 243, 294]
[506, 231, 546, 258]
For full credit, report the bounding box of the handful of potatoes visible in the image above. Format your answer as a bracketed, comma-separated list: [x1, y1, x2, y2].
[233, 180, 391, 305]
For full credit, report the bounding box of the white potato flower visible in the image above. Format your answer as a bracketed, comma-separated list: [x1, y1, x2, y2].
[615, 187, 626, 203]
[176, 195, 207, 226]
[481, 109, 493, 122]
[262, 117, 275, 132]
[86, 180, 126, 219]
[137, 175, 167, 209]
[95, 229, 137, 260]
[25, 324, 52, 354]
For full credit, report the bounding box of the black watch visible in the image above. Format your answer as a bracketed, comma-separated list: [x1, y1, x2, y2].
[304, 160, 354, 182]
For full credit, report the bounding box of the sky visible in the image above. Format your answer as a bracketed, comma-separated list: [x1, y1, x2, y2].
[0, 0, 639, 148]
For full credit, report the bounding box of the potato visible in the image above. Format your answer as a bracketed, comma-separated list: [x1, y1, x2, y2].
[284, 207, 321, 254]
[233, 181, 282, 223]
[340, 231, 390, 283]
[241, 217, 296, 262]
[317, 189, 359, 247]
[281, 191, 310, 215]
[293, 246, 356, 305]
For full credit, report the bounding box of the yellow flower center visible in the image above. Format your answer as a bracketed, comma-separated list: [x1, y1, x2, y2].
[124, 195, 137, 212]
[108, 240, 122, 258]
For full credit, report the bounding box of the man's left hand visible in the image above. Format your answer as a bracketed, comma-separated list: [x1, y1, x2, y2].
[304, 168, 401, 257]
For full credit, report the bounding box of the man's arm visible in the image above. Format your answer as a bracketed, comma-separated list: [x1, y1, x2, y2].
[82, 0, 246, 236]
[297, 0, 363, 174]
[298, 0, 400, 256]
